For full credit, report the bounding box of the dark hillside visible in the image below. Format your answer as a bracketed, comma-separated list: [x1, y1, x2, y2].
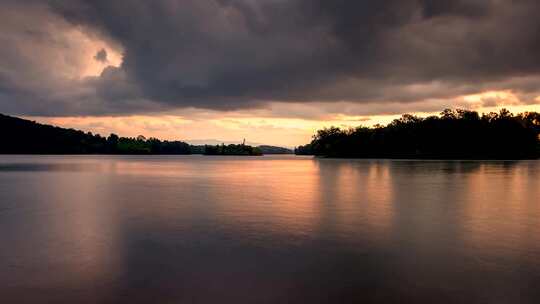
[0, 114, 191, 154]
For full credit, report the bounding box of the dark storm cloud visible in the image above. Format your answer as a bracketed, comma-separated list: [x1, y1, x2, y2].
[1, 0, 540, 115]
[93, 48, 108, 63]
[419, 0, 491, 18]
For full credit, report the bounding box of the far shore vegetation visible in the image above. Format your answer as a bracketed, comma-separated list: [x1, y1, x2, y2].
[295, 109, 540, 159]
[0, 113, 290, 155]
[203, 143, 262, 156]
[2, 109, 539, 159]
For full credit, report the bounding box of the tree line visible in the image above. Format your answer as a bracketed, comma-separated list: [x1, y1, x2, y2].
[203, 144, 262, 156]
[0, 114, 191, 154]
[295, 109, 540, 159]
[0, 113, 291, 155]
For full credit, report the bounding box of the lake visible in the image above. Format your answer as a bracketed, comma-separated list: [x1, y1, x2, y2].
[1, 155, 539, 303]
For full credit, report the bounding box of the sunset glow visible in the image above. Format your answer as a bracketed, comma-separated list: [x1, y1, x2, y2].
[27, 98, 540, 147]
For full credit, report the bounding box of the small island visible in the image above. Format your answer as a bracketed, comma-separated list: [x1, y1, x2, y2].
[296, 109, 540, 159]
[203, 142, 262, 156]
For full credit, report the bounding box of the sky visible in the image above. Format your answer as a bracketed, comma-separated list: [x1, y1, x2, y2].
[1, 0, 540, 147]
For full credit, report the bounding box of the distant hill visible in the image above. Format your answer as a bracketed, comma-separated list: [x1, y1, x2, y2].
[187, 140, 292, 155]
[186, 139, 263, 147]
[257, 145, 293, 154]
[0, 113, 191, 154]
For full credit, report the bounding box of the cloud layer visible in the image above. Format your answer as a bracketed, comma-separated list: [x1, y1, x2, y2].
[2, 0, 540, 116]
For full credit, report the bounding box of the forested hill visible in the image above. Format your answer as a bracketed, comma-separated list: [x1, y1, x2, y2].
[257, 145, 293, 154]
[296, 109, 540, 159]
[0, 113, 191, 154]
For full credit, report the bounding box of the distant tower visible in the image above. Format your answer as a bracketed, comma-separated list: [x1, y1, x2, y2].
[242, 138, 245, 146]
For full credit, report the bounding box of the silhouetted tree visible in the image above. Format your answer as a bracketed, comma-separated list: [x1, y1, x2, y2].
[296, 109, 540, 159]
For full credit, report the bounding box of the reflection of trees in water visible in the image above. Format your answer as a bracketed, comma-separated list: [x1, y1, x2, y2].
[312, 159, 343, 235]
[313, 159, 396, 242]
[393, 160, 482, 174]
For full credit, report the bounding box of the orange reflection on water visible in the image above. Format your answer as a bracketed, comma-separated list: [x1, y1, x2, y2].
[461, 163, 540, 260]
[10, 170, 123, 298]
[199, 157, 322, 240]
[314, 160, 395, 242]
[97, 156, 397, 245]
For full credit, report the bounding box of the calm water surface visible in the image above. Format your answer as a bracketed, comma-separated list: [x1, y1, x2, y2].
[1, 155, 539, 303]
